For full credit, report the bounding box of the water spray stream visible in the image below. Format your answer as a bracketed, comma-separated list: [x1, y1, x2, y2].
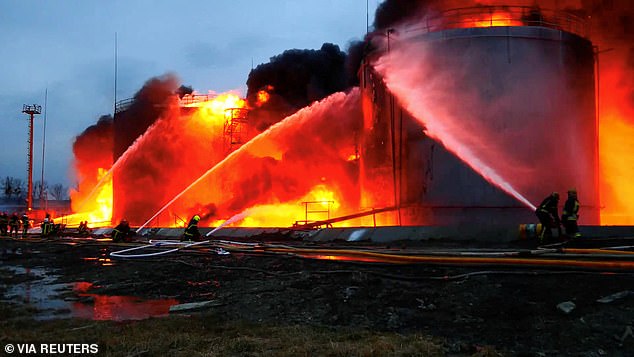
[74, 115, 166, 216]
[373, 36, 536, 211]
[136, 89, 359, 232]
[205, 209, 250, 236]
[112, 209, 249, 259]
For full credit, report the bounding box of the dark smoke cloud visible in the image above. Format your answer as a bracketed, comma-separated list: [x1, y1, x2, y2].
[114, 73, 180, 160]
[373, 0, 432, 30]
[246, 43, 353, 130]
[71, 114, 113, 209]
[176, 85, 194, 98]
[72, 114, 113, 175]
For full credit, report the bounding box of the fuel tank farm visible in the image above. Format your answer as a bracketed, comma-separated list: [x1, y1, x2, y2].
[359, 6, 600, 226]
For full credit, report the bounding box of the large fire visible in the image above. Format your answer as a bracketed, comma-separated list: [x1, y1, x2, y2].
[70, 88, 368, 229]
[598, 64, 634, 225]
[465, 10, 522, 28]
[65, 168, 113, 227]
[68, 1, 634, 229]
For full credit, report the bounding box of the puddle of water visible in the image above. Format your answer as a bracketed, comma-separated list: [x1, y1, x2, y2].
[3, 266, 70, 315]
[68, 282, 178, 321]
[82, 248, 116, 267]
[1, 265, 177, 321]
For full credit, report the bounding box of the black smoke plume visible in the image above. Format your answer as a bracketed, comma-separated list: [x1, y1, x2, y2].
[245, 43, 354, 130]
[114, 73, 180, 160]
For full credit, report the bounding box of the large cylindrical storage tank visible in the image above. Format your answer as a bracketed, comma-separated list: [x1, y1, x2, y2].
[360, 7, 600, 227]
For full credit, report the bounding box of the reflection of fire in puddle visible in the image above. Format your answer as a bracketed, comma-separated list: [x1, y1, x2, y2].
[71, 282, 178, 321]
[82, 257, 115, 266]
[298, 253, 384, 263]
[82, 248, 115, 266]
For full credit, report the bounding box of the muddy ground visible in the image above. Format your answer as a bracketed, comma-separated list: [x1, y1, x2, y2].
[1, 235, 633, 356]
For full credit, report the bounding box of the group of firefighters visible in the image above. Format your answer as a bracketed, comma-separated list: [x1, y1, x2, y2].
[109, 214, 202, 243]
[0, 212, 93, 238]
[0, 212, 31, 238]
[4, 194, 579, 243]
[535, 188, 581, 242]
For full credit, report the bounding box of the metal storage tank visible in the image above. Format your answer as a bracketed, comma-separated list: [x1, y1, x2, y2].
[360, 6, 600, 227]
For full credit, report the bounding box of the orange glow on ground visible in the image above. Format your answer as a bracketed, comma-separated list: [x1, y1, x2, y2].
[71, 282, 178, 321]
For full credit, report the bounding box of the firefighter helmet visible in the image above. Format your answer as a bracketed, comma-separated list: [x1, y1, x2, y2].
[552, 192, 559, 199]
[568, 188, 577, 194]
[193, 215, 200, 222]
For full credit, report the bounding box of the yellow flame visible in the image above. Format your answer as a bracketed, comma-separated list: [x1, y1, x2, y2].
[469, 11, 521, 27]
[211, 184, 346, 227]
[62, 168, 113, 227]
[192, 93, 246, 126]
[256, 90, 270, 106]
[600, 110, 634, 224]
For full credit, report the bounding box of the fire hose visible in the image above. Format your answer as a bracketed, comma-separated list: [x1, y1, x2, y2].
[109, 239, 634, 271]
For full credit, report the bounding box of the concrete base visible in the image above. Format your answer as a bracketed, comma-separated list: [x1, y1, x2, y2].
[123, 225, 634, 243]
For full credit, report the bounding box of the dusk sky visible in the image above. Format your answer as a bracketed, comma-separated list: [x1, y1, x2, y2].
[0, 0, 378, 189]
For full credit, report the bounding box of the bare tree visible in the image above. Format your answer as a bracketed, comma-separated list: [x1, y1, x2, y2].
[33, 180, 49, 200]
[12, 179, 24, 201]
[50, 184, 67, 200]
[2, 177, 14, 200]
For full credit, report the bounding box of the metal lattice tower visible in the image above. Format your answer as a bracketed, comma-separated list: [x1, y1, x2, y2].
[223, 108, 250, 152]
[22, 104, 41, 211]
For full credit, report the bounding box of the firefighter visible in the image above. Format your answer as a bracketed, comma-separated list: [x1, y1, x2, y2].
[41, 213, 52, 237]
[21, 213, 30, 238]
[0, 212, 8, 236]
[535, 192, 561, 242]
[181, 214, 202, 242]
[562, 188, 581, 239]
[112, 219, 132, 243]
[78, 221, 90, 236]
[9, 213, 20, 238]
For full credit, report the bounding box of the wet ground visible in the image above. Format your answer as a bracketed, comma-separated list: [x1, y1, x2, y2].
[1, 236, 633, 356]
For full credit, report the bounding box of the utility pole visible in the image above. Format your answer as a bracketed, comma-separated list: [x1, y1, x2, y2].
[22, 104, 42, 212]
[40, 89, 48, 212]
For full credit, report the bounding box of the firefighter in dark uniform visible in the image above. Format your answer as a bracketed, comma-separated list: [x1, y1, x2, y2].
[181, 214, 202, 241]
[0, 212, 8, 236]
[112, 219, 132, 243]
[535, 192, 561, 242]
[9, 213, 20, 237]
[41, 213, 52, 237]
[78, 221, 90, 236]
[21, 213, 30, 238]
[562, 188, 581, 239]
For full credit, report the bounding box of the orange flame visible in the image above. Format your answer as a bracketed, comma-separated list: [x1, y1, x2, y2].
[597, 53, 634, 225]
[193, 93, 246, 126]
[256, 90, 270, 106]
[211, 184, 346, 227]
[468, 11, 521, 28]
[65, 168, 113, 227]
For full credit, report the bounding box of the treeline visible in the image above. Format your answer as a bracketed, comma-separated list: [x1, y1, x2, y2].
[1, 176, 68, 202]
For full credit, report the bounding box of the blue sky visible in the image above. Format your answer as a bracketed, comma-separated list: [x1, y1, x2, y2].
[0, 0, 378, 188]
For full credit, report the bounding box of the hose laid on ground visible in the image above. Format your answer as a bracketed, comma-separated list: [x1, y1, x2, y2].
[110, 239, 214, 258]
[107, 238, 634, 271]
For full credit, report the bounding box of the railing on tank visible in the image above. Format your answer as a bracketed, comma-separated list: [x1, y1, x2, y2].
[114, 94, 218, 114]
[114, 98, 134, 114]
[406, 6, 590, 39]
[179, 93, 216, 107]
